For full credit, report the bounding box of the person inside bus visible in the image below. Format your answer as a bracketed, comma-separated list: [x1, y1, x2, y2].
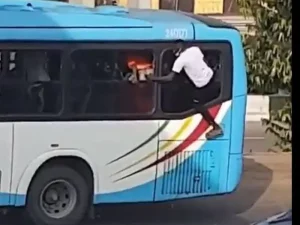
[145, 40, 223, 140]
[126, 52, 154, 83]
[125, 52, 154, 113]
[23, 51, 51, 113]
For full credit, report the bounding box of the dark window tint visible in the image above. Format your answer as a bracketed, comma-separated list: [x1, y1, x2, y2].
[160, 43, 232, 114]
[66, 49, 155, 115]
[0, 50, 63, 115]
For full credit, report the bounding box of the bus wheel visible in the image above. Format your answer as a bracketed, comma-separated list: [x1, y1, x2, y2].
[26, 166, 90, 225]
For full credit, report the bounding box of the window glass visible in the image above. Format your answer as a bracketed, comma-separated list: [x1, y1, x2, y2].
[67, 49, 155, 115]
[0, 49, 63, 115]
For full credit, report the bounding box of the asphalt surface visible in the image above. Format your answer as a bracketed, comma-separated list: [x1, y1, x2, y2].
[243, 122, 278, 154]
[0, 122, 291, 225]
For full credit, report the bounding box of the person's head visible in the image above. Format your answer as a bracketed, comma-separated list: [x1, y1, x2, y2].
[173, 39, 185, 57]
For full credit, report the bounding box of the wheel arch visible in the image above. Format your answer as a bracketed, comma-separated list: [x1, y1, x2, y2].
[14, 149, 98, 206]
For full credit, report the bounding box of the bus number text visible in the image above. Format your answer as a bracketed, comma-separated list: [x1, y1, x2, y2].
[165, 28, 188, 39]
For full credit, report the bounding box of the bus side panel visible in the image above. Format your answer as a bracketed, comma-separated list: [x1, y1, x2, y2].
[11, 121, 159, 204]
[0, 25, 194, 41]
[154, 140, 230, 201]
[0, 123, 13, 206]
[155, 103, 232, 200]
[231, 31, 248, 97]
[230, 95, 247, 154]
[226, 95, 246, 192]
[226, 26, 247, 191]
[227, 154, 243, 193]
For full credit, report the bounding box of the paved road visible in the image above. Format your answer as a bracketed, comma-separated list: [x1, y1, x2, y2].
[1, 122, 291, 225]
[243, 122, 278, 154]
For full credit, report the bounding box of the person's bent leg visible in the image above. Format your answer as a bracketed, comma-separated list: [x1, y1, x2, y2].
[194, 102, 223, 139]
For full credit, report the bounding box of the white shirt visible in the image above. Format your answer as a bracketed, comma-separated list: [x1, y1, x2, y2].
[172, 46, 213, 88]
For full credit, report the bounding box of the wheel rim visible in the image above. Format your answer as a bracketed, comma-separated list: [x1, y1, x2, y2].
[40, 179, 77, 219]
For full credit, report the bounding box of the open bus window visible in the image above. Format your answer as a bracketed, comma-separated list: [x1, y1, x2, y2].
[0, 49, 63, 115]
[161, 48, 222, 114]
[68, 49, 155, 115]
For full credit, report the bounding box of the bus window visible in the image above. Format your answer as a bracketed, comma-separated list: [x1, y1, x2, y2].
[160, 45, 229, 114]
[0, 49, 63, 115]
[67, 49, 155, 115]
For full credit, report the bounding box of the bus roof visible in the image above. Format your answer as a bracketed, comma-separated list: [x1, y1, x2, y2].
[0, 0, 238, 41]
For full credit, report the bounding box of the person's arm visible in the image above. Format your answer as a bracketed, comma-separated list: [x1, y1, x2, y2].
[149, 71, 176, 82]
[128, 66, 138, 83]
[148, 55, 185, 83]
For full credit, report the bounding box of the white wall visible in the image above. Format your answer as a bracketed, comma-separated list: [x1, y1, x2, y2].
[246, 95, 270, 122]
[69, 0, 95, 7]
[136, 0, 151, 8]
[69, 0, 151, 8]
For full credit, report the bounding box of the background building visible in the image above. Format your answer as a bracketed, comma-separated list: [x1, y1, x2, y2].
[59, 0, 253, 33]
[66, 0, 239, 15]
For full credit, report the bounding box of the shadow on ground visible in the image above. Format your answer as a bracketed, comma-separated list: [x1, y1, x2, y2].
[0, 158, 273, 225]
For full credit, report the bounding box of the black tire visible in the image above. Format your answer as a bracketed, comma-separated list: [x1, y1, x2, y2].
[26, 165, 91, 225]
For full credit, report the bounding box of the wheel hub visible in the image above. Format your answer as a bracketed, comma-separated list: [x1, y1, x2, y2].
[40, 179, 77, 219]
[44, 189, 59, 204]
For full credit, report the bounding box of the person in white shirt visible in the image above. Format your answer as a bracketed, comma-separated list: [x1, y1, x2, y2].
[147, 40, 223, 139]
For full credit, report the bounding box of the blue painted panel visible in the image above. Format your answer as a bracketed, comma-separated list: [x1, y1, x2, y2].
[0, 23, 194, 41]
[230, 95, 247, 154]
[0, 2, 198, 28]
[0, 193, 26, 206]
[0, 193, 10, 206]
[154, 140, 230, 201]
[0, 11, 152, 28]
[226, 154, 243, 192]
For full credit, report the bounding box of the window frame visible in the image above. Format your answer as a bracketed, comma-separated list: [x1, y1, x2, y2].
[0, 41, 233, 122]
[64, 44, 159, 119]
[0, 42, 163, 121]
[0, 43, 69, 121]
[156, 41, 233, 120]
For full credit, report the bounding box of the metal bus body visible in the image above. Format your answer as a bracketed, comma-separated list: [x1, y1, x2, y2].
[0, 1, 247, 224]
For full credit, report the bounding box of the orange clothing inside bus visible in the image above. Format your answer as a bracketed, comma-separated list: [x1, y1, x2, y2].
[124, 54, 154, 113]
[127, 55, 154, 70]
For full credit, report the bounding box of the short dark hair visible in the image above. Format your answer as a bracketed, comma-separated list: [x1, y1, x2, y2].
[175, 39, 185, 49]
[175, 39, 184, 44]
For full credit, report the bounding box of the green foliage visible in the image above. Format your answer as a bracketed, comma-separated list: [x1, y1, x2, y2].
[238, 0, 292, 94]
[237, 0, 292, 151]
[262, 101, 292, 152]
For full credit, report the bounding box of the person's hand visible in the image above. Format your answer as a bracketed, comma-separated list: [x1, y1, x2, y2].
[128, 73, 138, 84]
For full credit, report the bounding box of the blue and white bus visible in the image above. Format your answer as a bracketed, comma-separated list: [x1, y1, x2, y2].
[0, 1, 247, 225]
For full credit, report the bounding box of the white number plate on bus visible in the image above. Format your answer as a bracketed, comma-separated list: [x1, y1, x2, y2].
[165, 28, 188, 39]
